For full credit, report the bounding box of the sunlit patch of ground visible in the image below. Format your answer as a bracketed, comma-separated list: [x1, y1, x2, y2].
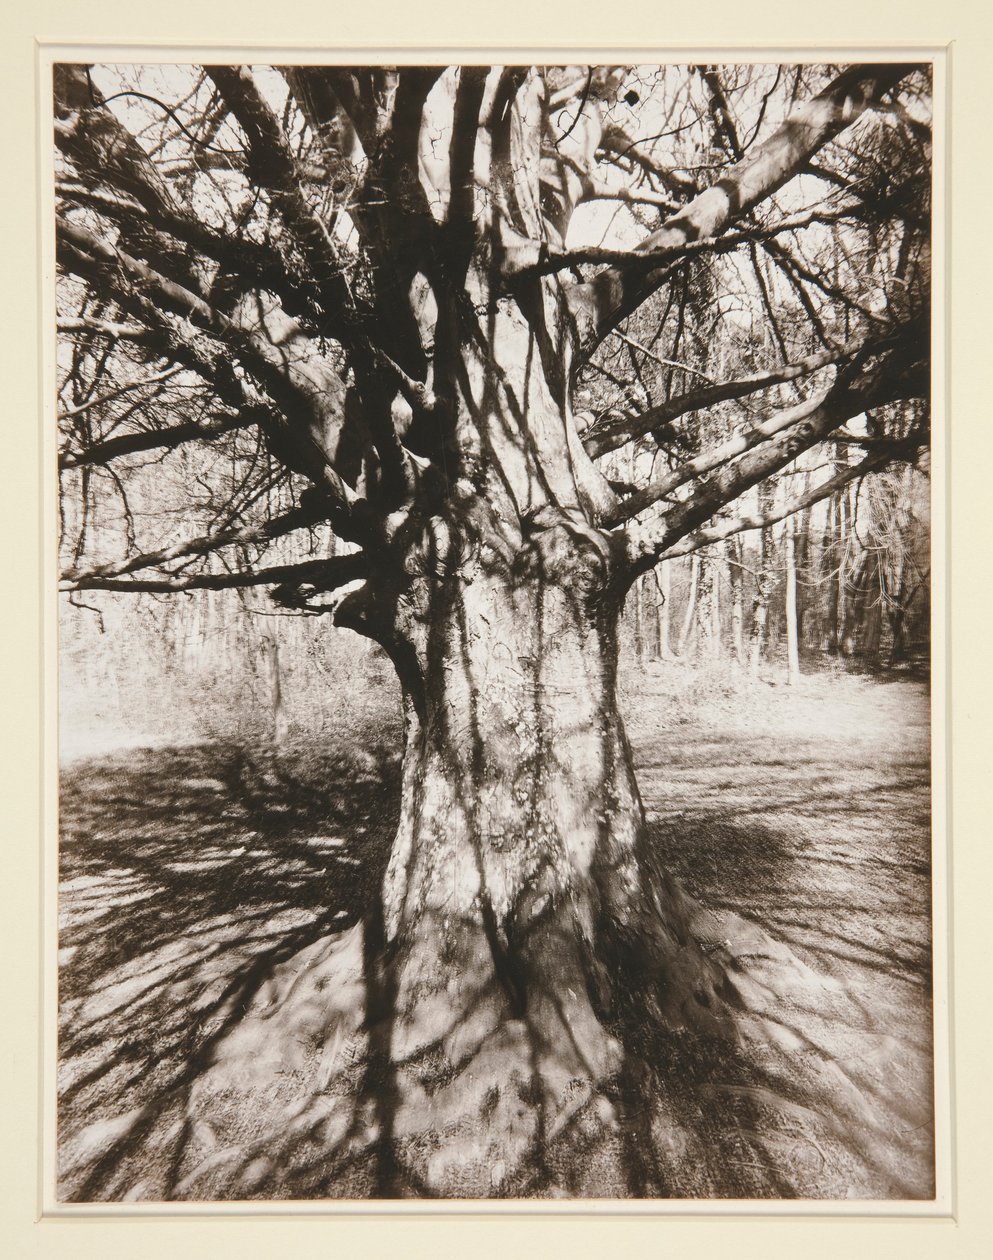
[56, 666, 934, 1201]
[621, 664, 933, 1199]
[624, 665, 931, 995]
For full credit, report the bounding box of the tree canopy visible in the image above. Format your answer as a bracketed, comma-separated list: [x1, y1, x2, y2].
[56, 62, 930, 621]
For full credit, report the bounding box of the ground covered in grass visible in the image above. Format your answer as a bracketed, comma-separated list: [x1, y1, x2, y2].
[56, 665, 934, 1202]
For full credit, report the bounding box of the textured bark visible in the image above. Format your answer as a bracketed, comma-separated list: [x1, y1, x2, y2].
[352, 520, 733, 1195]
[381, 565, 630, 1192]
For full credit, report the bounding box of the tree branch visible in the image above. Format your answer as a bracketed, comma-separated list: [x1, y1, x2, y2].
[584, 342, 855, 458]
[59, 408, 259, 470]
[506, 205, 863, 280]
[607, 388, 831, 526]
[58, 365, 183, 423]
[625, 321, 928, 567]
[656, 436, 925, 561]
[567, 62, 917, 360]
[58, 216, 235, 338]
[61, 553, 368, 596]
[204, 65, 358, 322]
[57, 216, 361, 519]
[61, 500, 336, 584]
[57, 316, 151, 341]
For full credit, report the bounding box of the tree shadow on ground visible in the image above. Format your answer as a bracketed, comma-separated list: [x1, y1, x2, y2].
[623, 699, 934, 1201]
[57, 705, 935, 1202]
[58, 740, 400, 1200]
[624, 811, 935, 1200]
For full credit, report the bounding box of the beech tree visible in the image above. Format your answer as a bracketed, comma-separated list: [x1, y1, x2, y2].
[55, 61, 931, 1197]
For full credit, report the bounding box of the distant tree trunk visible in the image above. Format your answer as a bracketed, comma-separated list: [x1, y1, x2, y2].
[711, 543, 724, 651]
[888, 604, 907, 667]
[822, 489, 840, 654]
[885, 552, 907, 667]
[632, 575, 645, 662]
[795, 499, 811, 649]
[750, 579, 772, 674]
[695, 550, 719, 661]
[862, 552, 884, 671]
[261, 630, 288, 746]
[655, 564, 672, 660]
[843, 541, 883, 670]
[785, 515, 801, 686]
[750, 489, 775, 674]
[679, 554, 700, 656]
[839, 484, 856, 656]
[728, 536, 746, 665]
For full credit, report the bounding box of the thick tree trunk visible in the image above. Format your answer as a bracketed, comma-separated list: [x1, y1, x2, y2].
[373, 559, 623, 1192]
[348, 520, 738, 1196]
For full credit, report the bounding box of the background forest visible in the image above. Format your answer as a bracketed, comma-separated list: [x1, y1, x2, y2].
[61, 457, 930, 755]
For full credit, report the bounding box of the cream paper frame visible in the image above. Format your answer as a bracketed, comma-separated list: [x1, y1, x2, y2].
[4, 3, 990, 1256]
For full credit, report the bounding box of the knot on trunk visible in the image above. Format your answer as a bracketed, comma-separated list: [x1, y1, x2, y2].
[512, 511, 614, 604]
[402, 514, 479, 581]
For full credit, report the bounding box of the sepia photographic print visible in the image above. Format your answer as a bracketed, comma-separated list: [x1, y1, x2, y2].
[52, 56, 941, 1206]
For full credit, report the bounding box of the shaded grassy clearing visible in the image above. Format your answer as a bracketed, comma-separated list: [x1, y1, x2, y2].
[57, 668, 934, 1201]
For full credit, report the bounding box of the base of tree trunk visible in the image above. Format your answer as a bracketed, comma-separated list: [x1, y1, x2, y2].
[61, 838, 931, 1203]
